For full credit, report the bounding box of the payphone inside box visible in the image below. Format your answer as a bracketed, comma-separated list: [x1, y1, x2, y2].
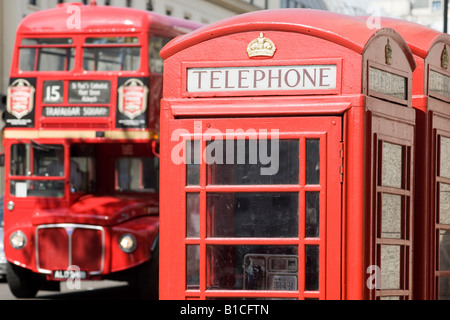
[244, 254, 298, 291]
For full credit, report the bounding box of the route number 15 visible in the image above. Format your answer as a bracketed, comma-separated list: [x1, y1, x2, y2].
[43, 81, 64, 104]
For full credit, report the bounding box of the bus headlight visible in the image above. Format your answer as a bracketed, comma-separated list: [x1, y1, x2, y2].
[119, 234, 136, 253]
[10, 231, 27, 249]
[7, 201, 15, 211]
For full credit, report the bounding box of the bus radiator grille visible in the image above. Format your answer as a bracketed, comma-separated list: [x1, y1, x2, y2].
[37, 225, 104, 274]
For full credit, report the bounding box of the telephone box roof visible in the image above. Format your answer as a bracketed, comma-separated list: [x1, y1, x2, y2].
[371, 17, 450, 58]
[161, 8, 415, 69]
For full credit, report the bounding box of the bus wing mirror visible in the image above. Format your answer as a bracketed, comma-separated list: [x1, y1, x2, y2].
[0, 153, 4, 167]
[152, 140, 160, 159]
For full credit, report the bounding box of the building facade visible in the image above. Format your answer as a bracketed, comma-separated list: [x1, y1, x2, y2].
[366, 0, 449, 31]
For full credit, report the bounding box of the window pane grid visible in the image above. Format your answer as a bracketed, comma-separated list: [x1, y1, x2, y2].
[374, 139, 412, 299]
[184, 135, 325, 299]
[436, 134, 450, 299]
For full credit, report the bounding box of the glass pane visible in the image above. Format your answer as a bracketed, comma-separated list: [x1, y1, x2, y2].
[187, 193, 200, 238]
[207, 139, 299, 185]
[19, 48, 36, 71]
[83, 47, 140, 71]
[20, 48, 76, 72]
[70, 144, 97, 193]
[149, 36, 171, 73]
[439, 276, 450, 300]
[305, 192, 320, 238]
[305, 245, 319, 291]
[369, 67, 407, 100]
[9, 144, 65, 198]
[10, 180, 64, 198]
[380, 245, 401, 290]
[306, 139, 320, 185]
[10, 144, 30, 176]
[85, 37, 139, 44]
[0, 196, 3, 223]
[21, 38, 73, 45]
[37, 48, 75, 71]
[440, 184, 450, 225]
[207, 245, 298, 291]
[381, 194, 402, 239]
[429, 70, 450, 99]
[10, 143, 65, 177]
[19, 38, 74, 72]
[207, 193, 299, 238]
[115, 157, 158, 192]
[186, 140, 200, 186]
[440, 136, 450, 179]
[439, 230, 450, 271]
[40, 147, 65, 177]
[70, 157, 89, 193]
[382, 142, 402, 189]
[186, 245, 200, 289]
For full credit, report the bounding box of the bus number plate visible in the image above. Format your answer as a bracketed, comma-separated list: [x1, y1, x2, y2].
[53, 270, 88, 280]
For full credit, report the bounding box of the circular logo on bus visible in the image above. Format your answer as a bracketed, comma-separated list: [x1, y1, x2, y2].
[118, 79, 149, 120]
[7, 79, 35, 119]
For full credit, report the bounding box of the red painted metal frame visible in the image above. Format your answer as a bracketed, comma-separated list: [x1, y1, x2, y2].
[377, 17, 450, 300]
[364, 97, 416, 300]
[160, 9, 417, 300]
[161, 117, 342, 300]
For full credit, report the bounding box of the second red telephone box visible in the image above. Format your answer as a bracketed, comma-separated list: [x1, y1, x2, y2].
[377, 17, 450, 300]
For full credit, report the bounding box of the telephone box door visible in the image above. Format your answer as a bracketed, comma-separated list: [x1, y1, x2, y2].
[161, 116, 342, 300]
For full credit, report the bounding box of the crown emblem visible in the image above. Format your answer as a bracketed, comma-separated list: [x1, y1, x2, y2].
[247, 32, 276, 58]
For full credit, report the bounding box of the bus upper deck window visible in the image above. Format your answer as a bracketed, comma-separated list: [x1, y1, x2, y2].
[19, 38, 74, 72]
[83, 37, 141, 71]
[149, 36, 171, 73]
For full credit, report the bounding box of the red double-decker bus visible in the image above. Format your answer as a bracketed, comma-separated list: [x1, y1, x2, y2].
[3, 2, 201, 298]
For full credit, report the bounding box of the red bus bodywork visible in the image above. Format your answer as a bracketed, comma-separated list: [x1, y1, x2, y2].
[3, 2, 201, 299]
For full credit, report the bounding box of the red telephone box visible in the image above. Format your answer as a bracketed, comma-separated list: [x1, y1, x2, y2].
[159, 9, 416, 300]
[377, 18, 450, 300]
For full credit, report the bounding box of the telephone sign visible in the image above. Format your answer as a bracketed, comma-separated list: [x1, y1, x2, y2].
[187, 64, 337, 93]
